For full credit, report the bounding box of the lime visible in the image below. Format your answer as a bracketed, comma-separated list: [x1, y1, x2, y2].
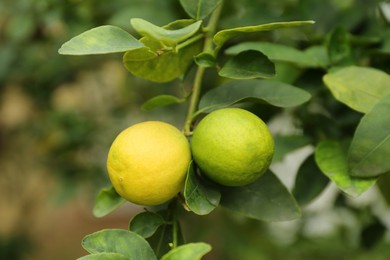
[107, 121, 191, 206]
[191, 108, 274, 186]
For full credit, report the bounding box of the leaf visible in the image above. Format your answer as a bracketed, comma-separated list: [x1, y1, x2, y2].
[378, 173, 390, 206]
[225, 42, 321, 68]
[348, 94, 390, 177]
[314, 140, 377, 197]
[292, 155, 329, 206]
[218, 50, 275, 80]
[196, 79, 311, 115]
[147, 221, 184, 259]
[131, 18, 202, 46]
[213, 21, 315, 52]
[161, 242, 212, 260]
[179, 0, 222, 20]
[327, 26, 354, 66]
[194, 52, 216, 68]
[184, 162, 221, 215]
[123, 21, 203, 82]
[58, 25, 144, 55]
[141, 95, 185, 111]
[220, 171, 301, 222]
[323, 66, 390, 113]
[93, 187, 126, 218]
[81, 229, 156, 260]
[129, 211, 165, 238]
[273, 135, 311, 163]
[78, 252, 129, 260]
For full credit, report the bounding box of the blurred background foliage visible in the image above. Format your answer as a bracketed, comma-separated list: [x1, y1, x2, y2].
[1, 0, 390, 259]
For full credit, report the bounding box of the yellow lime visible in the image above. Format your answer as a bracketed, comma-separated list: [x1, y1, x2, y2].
[107, 121, 191, 206]
[191, 108, 274, 186]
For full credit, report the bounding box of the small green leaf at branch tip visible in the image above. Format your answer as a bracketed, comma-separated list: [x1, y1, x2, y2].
[141, 95, 186, 112]
[314, 140, 377, 197]
[58, 25, 144, 55]
[194, 52, 216, 67]
[131, 18, 202, 46]
[161, 242, 212, 260]
[184, 161, 221, 215]
[93, 187, 125, 218]
[219, 50, 275, 79]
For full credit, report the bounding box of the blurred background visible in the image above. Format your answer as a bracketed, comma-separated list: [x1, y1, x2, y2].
[1, 0, 390, 259]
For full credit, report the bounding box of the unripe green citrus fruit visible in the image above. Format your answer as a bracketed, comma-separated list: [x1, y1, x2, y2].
[191, 108, 274, 186]
[106, 121, 191, 206]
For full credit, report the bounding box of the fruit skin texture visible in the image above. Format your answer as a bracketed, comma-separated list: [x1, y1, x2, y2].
[191, 108, 274, 187]
[107, 121, 191, 206]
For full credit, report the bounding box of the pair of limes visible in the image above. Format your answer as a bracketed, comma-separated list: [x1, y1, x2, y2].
[106, 108, 274, 206]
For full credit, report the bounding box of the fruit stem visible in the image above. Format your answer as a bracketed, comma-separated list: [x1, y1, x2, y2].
[183, 3, 223, 136]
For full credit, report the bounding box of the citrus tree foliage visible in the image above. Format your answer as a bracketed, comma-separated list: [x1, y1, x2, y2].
[58, 0, 390, 258]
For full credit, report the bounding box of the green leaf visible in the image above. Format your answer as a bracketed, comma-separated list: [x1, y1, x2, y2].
[220, 171, 301, 222]
[141, 95, 185, 111]
[197, 79, 311, 115]
[58, 25, 144, 55]
[131, 18, 202, 46]
[194, 52, 216, 68]
[292, 155, 329, 206]
[81, 229, 156, 260]
[161, 242, 212, 260]
[129, 212, 165, 238]
[273, 135, 311, 163]
[225, 42, 322, 68]
[218, 50, 275, 79]
[147, 221, 184, 259]
[93, 187, 126, 218]
[327, 26, 354, 66]
[213, 21, 315, 52]
[184, 162, 221, 215]
[78, 252, 129, 260]
[314, 140, 377, 197]
[123, 21, 203, 82]
[323, 66, 390, 113]
[378, 173, 390, 206]
[179, 0, 222, 20]
[348, 94, 390, 177]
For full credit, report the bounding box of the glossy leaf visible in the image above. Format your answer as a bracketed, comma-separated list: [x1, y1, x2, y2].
[348, 94, 390, 177]
[314, 140, 377, 197]
[123, 21, 203, 82]
[197, 79, 311, 115]
[213, 21, 315, 52]
[194, 52, 216, 67]
[179, 0, 222, 20]
[78, 253, 129, 260]
[220, 171, 301, 222]
[81, 229, 156, 260]
[161, 242, 212, 260]
[131, 18, 202, 46]
[273, 135, 311, 163]
[58, 25, 144, 55]
[184, 162, 221, 215]
[129, 211, 165, 238]
[292, 155, 329, 206]
[93, 187, 125, 218]
[219, 50, 275, 79]
[141, 95, 185, 111]
[225, 42, 321, 68]
[323, 66, 390, 113]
